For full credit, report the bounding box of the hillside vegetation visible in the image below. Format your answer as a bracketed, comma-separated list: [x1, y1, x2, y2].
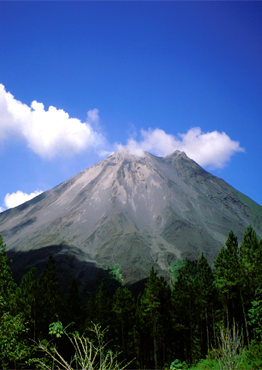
[1, 226, 262, 369]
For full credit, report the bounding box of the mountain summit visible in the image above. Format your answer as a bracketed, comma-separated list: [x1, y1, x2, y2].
[1, 150, 262, 288]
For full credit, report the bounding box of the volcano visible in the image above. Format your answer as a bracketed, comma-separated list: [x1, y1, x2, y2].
[1, 150, 262, 290]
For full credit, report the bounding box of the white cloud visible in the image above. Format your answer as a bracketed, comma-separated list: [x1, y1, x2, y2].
[0, 84, 105, 159]
[123, 127, 244, 169]
[3, 190, 43, 209]
[0, 207, 5, 213]
[87, 108, 100, 124]
[116, 138, 145, 157]
[0, 85, 244, 169]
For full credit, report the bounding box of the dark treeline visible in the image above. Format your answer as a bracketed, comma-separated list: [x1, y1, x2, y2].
[1, 225, 262, 369]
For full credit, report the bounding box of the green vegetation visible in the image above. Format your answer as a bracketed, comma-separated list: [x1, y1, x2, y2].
[1, 226, 262, 369]
[110, 264, 124, 285]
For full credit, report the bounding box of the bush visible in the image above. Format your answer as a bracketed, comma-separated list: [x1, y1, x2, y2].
[33, 321, 133, 370]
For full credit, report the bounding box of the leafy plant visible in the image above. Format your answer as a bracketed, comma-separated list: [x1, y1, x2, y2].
[170, 358, 185, 369]
[33, 321, 133, 370]
[48, 319, 64, 338]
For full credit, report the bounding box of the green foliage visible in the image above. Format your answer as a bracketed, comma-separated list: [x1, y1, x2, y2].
[248, 287, 262, 341]
[189, 356, 219, 370]
[170, 359, 187, 369]
[190, 323, 245, 370]
[0, 235, 17, 310]
[172, 259, 200, 364]
[194, 253, 216, 355]
[37, 254, 63, 337]
[243, 341, 262, 369]
[19, 266, 38, 341]
[0, 311, 30, 367]
[65, 276, 83, 330]
[170, 260, 186, 282]
[170, 260, 197, 283]
[95, 280, 113, 331]
[214, 230, 241, 300]
[240, 226, 262, 298]
[194, 253, 215, 305]
[1, 225, 262, 370]
[213, 230, 242, 329]
[49, 319, 64, 338]
[113, 287, 135, 358]
[110, 264, 124, 285]
[0, 234, 32, 368]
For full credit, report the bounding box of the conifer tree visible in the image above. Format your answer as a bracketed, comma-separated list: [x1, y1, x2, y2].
[157, 276, 172, 367]
[36, 254, 62, 338]
[113, 287, 135, 360]
[95, 280, 113, 334]
[141, 267, 164, 370]
[19, 266, 38, 341]
[171, 259, 198, 364]
[240, 226, 262, 298]
[133, 292, 148, 369]
[65, 276, 83, 331]
[0, 235, 30, 369]
[85, 293, 97, 328]
[214, 230, 242, 328]
[0, 235, 16, 308]
[194, 253, 216, 354]
[239, 226, 262, 344]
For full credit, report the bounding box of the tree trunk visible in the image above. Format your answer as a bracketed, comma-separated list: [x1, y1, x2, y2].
[153, 321, 158, 370]
[226, 304, 229, 329]
[34, 298, 36, 342]
[121, 318, 125, 358]
[240, 292, 250, 348]
[205, 305, 209, 352]
[189, 297, 193, 364]
[163, 342, 165, 368]
[212, 307, 216, 347]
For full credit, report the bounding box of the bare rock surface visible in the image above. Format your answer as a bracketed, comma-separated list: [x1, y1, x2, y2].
[1, 150, 262, 290]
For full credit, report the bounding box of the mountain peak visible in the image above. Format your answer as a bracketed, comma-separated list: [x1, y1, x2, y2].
[1, 149, 262, 291]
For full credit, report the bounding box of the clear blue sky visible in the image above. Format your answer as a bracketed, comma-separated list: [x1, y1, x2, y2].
[0, 1, 262, 210]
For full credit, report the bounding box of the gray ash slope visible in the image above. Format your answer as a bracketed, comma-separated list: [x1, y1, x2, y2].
[1, 150, 262, 289]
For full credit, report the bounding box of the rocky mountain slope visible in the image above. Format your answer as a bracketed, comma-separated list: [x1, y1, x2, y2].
[1, 150, 262, 290]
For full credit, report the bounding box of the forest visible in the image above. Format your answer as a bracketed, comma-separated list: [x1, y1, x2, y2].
[1, 225, 262, 370]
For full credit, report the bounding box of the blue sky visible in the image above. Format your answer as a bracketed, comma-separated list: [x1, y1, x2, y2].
[0, 1, 262, 211]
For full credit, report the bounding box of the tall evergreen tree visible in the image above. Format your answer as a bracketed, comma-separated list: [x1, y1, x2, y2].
[133, 292, 149, 369]
[194, 253, 216, 355]
[94, 280, 113, 334]
[36, 254, 62, 338]
[85, 293, 96, 329]
[239, 226, 262, 344]
[0, 235, 16, 309]
[141, 267, 171, 370]
[64, 276, 83, 331]
[214, 230, 242, 327]
[113, 287, 135, 361]
[19, 266, 38, 341]
[171, 259, 199, 364]
[240, 226, 262, 298]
